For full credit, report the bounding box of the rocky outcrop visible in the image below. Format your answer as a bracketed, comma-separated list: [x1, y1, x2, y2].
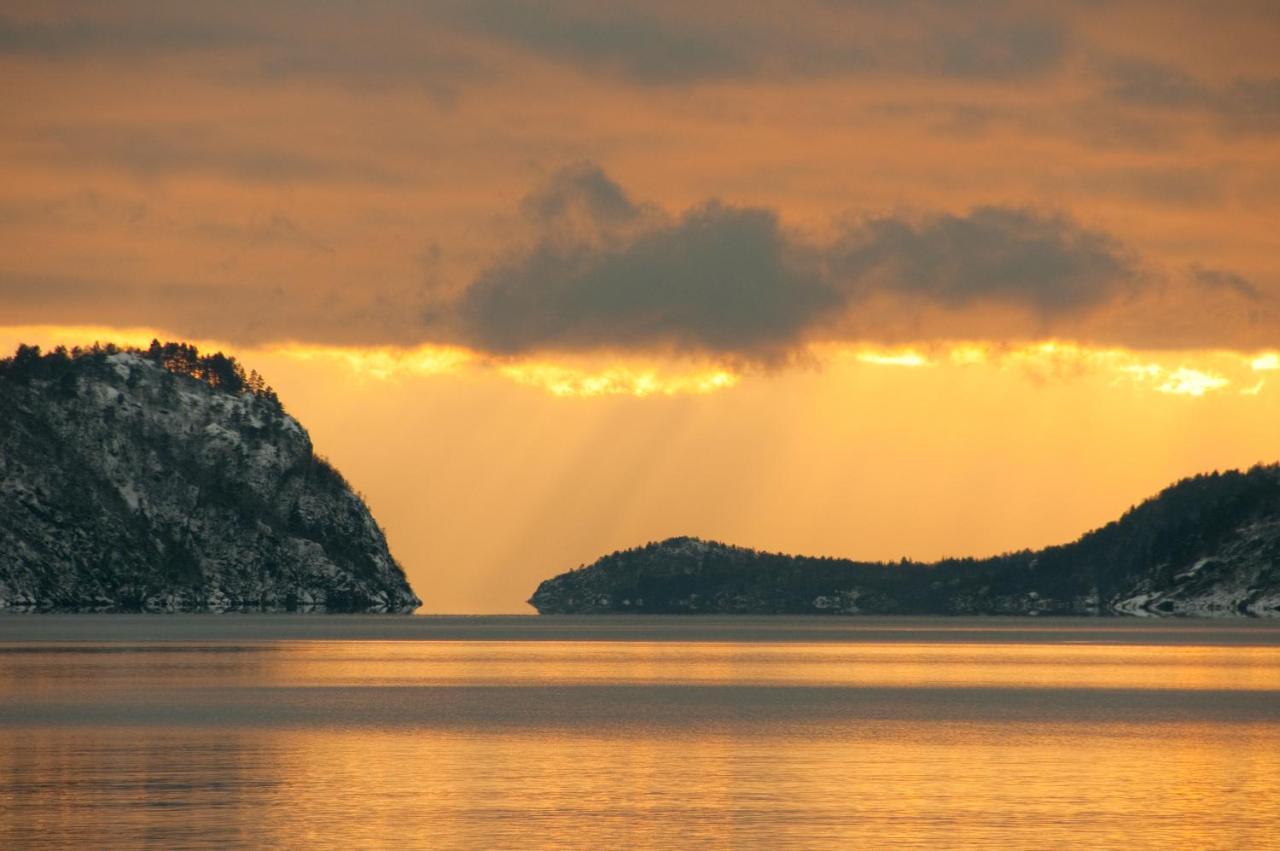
[530, 467, 1280, 617]
[0, 343, 420, 612]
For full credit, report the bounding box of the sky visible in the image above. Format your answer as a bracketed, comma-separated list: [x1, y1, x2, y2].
[2, 0, 1279, 612]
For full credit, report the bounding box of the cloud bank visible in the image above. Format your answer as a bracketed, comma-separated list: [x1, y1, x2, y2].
[1, 3, 1276, 361]
[439, 165, 1141, 363]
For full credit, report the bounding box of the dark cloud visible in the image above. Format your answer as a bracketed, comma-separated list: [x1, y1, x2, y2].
[1078, 167, 1223, 206]
[1102, 59, 1280, 134]
[2, 2, 744, 86]
[456, 2, 748, 83]
[9, 0, 1279, 123]
[520, 163, 644, 230]
[1189, 265, 1261, 302]
[934, 18, 1065, 79]
[0, 11, 252, 56]
[451, 0, 1069, 84]
[0, 3, 1070, 97]
[1228, 78, 1280, 133]
[835, 207, 1135, 314]
[2, 164, 1266, 357]
[451, 202, 835, 362]
[438, 168, 1139, 362]
[28, 124, 402, 184]
[0, 5, 482, 95]
[1102, 59, 1206, 108]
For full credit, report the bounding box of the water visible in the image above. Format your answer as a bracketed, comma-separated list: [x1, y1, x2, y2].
[1, 616, 1278, 849]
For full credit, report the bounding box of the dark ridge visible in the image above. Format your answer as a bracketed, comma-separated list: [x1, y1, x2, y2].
[1, 340, 280, 405]
[530, 466, 1280, 617]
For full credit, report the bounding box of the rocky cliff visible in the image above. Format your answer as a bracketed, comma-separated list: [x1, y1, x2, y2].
[530, 466, 1280, 617]
[0, 342, 420, 612]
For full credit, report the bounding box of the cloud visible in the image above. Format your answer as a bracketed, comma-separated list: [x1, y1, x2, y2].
[1064, 167, 1224, 206]
[520, 163, 647, 233]
[27, 124, 401, 184]
[1, 163, 1264, 359]
[1102, 58, 1280, 134]
[453, 0, 1068, 84]
[0, 10, 252, 57]
[1102, 59, 1206, 108]
[437, 167, 1140, 362]
[933, 17, 1066, 79]
[456, 2, 748, 84]
[450, 200, 834, 362]
[0, 5, 482, 95]
[0, 2, 1071, 91]
[1189, 264, 1261, 301]
[834, 207, 1135, 313]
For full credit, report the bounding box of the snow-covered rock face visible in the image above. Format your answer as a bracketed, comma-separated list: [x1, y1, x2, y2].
[1112, 520, 1280, 617]
[0, 348, 421, 612]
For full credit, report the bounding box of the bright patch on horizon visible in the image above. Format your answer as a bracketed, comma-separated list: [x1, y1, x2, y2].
[498, 362, 738, 397]
[277, 344, 474, 380]
[855, 350, 930, 367]
[0, 325, 1267, 400]
[1154, 368, 1230, 397]
[1117, 362, 1230, 396]
[1253, 353, 1280, 371]
[947, 345, 989, 365]
[276, 341, 740, 397]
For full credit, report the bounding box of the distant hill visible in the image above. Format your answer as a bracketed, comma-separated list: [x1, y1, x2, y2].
[0, 342, 420, 612]
[530, 466, 1280, 617]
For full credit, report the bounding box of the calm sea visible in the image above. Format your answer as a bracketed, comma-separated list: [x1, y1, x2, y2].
[1, 615, 1278, 850]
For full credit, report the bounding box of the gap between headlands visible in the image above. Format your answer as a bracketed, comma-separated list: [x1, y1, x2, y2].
[1, 342, 1277, 616]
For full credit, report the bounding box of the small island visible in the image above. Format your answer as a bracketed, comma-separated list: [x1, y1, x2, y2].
[0, 342, 420, 613]
[530, 466, 1280, 617]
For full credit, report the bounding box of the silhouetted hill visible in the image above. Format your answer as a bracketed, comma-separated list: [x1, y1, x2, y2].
[0, 342, 420, 612]
[530, 466, 1280, 617]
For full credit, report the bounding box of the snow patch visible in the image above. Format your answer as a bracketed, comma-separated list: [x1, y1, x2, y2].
[104, 351, 141, 381]
[1176, 557, 1213, 580]
[203, 422, 243, 447]
[116, 481, 143, 512]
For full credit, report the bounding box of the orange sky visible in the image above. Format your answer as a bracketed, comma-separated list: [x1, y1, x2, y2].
[2, 1, 1279, 610]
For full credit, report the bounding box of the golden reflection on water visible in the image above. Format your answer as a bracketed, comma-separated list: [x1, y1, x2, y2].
[7, 640, 1280, 692]
[1, 637, 1279, 849]
[5, 721, 1278, 850]
[146, 640, 1280, 691]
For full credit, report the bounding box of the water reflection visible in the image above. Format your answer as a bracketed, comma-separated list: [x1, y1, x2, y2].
[1, 625, 1278, 849]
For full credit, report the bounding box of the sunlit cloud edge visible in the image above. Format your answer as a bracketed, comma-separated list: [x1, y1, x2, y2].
[0, 325, 1274, 400]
